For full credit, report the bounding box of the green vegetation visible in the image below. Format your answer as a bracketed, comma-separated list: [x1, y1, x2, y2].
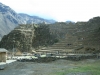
[32, 24, 58, 48]
[51, 60, 100, 75]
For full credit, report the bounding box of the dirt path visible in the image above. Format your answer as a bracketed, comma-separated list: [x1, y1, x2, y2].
[0, 59, 99, 75]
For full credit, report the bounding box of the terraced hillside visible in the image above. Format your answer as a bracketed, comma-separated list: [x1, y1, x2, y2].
[38, 17, 100, 53]
[0, 16, 100, 53]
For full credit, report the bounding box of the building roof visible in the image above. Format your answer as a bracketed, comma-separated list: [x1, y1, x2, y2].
[0, 48, 8, 52]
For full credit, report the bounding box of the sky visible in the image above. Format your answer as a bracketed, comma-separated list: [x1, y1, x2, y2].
[0, 0, 100, 22]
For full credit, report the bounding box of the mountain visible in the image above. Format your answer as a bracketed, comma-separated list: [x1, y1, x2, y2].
[0, 17, 100, 52]
[18, 13, 56, 24]
[0, 2, 56, 40]
[0, 2, 25, 40]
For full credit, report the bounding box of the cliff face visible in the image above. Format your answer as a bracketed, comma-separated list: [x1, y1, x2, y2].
[0, 3, 24, 40]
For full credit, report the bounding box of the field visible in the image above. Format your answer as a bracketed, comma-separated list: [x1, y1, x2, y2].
[0, 58, 100, 75]
[51, 59, 100, 75]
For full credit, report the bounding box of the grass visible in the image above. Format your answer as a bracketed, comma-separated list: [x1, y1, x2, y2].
[51, 60, 100, 75]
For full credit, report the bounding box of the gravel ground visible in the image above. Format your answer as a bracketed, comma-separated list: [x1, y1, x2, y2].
[0, 59, 99, 75]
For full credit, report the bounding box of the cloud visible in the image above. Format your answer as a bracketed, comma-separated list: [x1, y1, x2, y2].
[0, 0, 100, 22]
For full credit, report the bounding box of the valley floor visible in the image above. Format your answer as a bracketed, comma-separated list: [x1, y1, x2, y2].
[0, 59, 100, 75]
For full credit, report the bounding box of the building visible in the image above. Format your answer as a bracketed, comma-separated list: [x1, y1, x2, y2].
[0, 48, 8, 62]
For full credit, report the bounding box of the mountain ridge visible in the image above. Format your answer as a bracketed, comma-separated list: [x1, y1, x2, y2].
[0, 2, 56, 40]
[18, 13, 56, 24]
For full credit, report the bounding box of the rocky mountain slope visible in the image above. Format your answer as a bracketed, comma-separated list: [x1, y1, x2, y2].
[0, 3, 24, 40]
[0, 2, 56, 40]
